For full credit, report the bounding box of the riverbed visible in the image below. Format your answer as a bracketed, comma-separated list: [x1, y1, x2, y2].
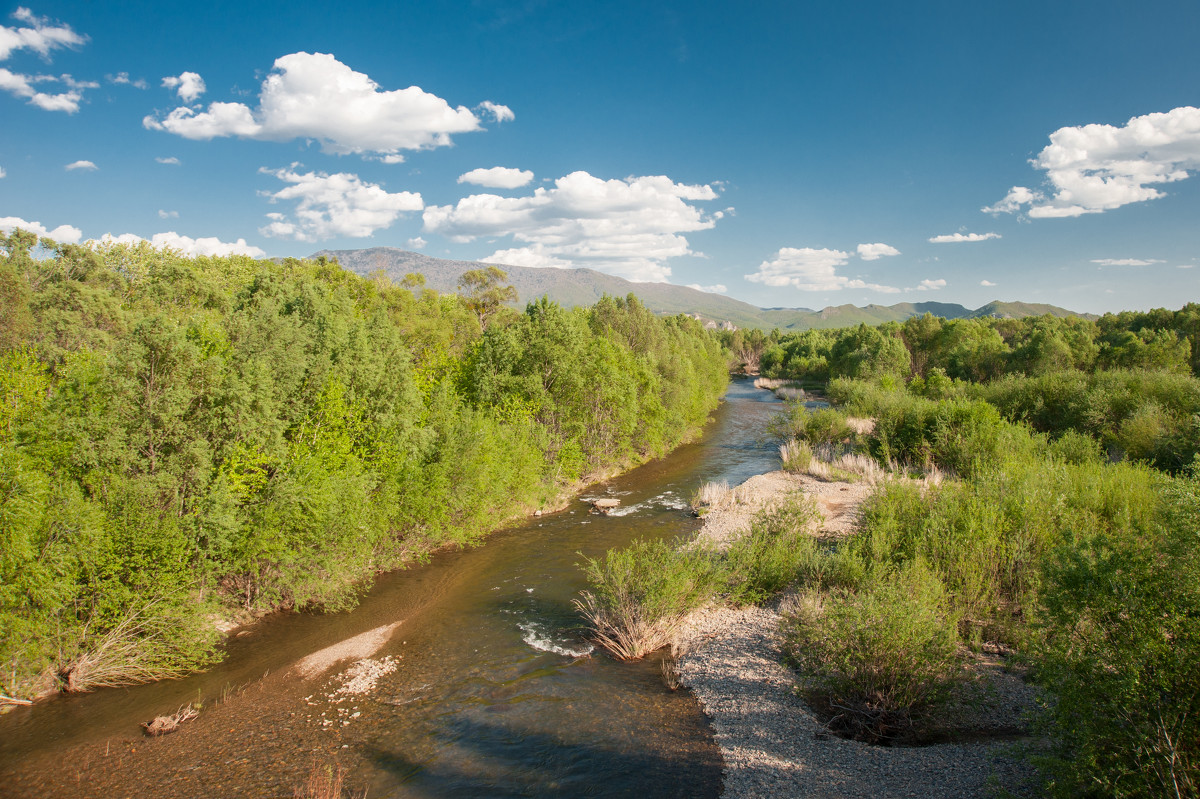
[0, 378, 794, 798]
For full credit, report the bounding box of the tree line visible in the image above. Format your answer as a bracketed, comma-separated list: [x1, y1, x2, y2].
[0, 230, 728, 699]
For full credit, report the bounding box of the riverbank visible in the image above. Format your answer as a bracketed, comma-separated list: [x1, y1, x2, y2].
[676, 470, 1042, 798]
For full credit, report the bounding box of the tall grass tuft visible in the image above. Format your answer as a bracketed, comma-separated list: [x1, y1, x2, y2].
[575, 539, 721, 660]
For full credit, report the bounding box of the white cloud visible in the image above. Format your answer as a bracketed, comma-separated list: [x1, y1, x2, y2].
[0, 165, 5, 178]
[458, 166, 534, 189]
[0, 215, 82, 243]
[746, 247, 900, 293]
[1091, 258, 1164, 267]
[259, 166, 423, 242]
[1179, 264, 1195, 269]
[0, 66, 83, 112]
[856, 242, 900, 261]
[0, 10, 90, 113]
[980, 279, 997, 287]
[406, 236, 426, 249]
[918, 278, 947, 291]
[145, 52, 490, 160]
[162, 71, 205, 102]
[0, 8, 85, 61]
[986, 106, 1200, 218]
[158, 209, 179, 219]
[425, 171, 720, 282]
[687, 283, 728, 294]
[98, 231, 266, 258]
[928, 231, 1001, 243]
[155, 156, 181, 165]
[64, 159, 96, 171]
[107, 72, 147, 89]
[477, 100, 514, 123]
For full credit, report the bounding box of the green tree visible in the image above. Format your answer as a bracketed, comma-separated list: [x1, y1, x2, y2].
[458, 266, 518, 330]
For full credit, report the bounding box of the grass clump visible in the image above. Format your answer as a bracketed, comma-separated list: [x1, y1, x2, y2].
[574, 539, 721, 660]
[782, 560, 965, 744]
[723, 499, 821, 605]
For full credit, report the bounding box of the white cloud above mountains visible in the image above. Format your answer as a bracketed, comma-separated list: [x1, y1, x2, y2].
[929, 231, 1000, 243]
[458, 166, 534, 188]
[425, 171, 720, 282]
[259, 166, 423, 241]
[144, 52, 503, 160]
[162, 71, 205, 102]
[918, 278, 947, 290]
[0, 9, 90, 112]
[1091, 258, 1164, 267]
[746, 247, 900, 293]
[985, 105, 1200, 218]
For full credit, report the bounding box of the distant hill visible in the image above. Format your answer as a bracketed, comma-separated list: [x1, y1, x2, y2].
[313, 247, 1091, 331]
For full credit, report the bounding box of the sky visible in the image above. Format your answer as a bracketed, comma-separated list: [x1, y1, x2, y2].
[1, 0, 1199, 315]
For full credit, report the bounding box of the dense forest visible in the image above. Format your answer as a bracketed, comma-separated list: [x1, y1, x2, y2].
[0, 230, 728, 700]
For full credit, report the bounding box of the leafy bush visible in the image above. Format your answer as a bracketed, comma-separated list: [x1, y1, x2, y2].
[782, 560, 964, 743]
[1032, 470, 1200, 798]
[575, 539, 721, 660]
[723, 499, 820, 604]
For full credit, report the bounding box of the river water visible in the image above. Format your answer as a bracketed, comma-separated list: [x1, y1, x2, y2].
[0, 378, 788, 797]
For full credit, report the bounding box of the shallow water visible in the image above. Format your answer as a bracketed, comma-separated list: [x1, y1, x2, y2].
[1, 378, 794, 797]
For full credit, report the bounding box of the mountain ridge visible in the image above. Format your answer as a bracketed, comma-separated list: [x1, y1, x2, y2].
[312, 247, 1092, 330]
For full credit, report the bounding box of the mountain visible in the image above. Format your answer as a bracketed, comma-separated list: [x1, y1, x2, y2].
[312, 247, 1091, 330]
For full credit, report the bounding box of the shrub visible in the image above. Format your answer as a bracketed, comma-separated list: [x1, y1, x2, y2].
[575, 539, 721, 660]
[779, 439, 812, 473]
[782, 560, 965, 743]
[723, 499, 820, 604]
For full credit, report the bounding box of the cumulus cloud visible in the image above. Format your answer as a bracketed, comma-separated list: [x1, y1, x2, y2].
[918, 278, 947, 291]
[98, 231, 265, 257]
[0, 66, 84, 111]
[0, 165, 5, 178]
[259, 166, 423, 242]
[458, 166, 534, 189]
[0, 9, 91, 112]
[477, 100, 514, 122]
[425, 171, 720, 282]
[928, 231, 1001, 243]
[746, 247, 899, 293]
[162, 71, 205, 102]
[64, 159, 96, 171]
[158, 209, 178, 219]
[1091, 258, 1164, 267]
[106, 71, 146, 89]
[144, 52, 492, 160]
[980, 279, 997, 287]
[155, 156, 181, 165]
[856, 242, 900, 261]
[687, 283, 728, 294]
[406, 236, 426, 249]
[985, 106, 1200, 218]
[0, 215, 82, 243]
[0, 7, 85, 60]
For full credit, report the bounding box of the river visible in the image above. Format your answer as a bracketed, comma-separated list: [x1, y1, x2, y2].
[0, 378, 790, 798]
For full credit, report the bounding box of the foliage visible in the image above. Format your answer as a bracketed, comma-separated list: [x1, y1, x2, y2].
[782, 559, 965, 743]
[0, 233, 729, 697]
[722, 499, 821, 605]
[574, 539, 722, 660]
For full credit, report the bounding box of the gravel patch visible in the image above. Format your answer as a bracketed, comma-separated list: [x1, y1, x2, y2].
[678, 470, 1040, 798]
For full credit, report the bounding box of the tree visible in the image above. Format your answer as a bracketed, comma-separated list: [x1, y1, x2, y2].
[458, 266, 518, 330]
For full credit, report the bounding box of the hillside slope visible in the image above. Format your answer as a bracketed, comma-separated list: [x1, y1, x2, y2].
[314, 247, 1090, 330]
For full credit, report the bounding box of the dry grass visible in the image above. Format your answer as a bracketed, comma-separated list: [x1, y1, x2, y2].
[142, 703, 199, 736]
[845, 416, 875, 435]
[690, 480, 750, 514]
[575, 591, 695, 661]
[60, 602, 205, 692]
[787, 442, 888, 485]
[753, 377, 808, 401]
[295, 761, 364, 799]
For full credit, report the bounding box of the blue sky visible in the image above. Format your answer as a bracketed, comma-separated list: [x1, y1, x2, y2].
[1, 1, 1198, 314]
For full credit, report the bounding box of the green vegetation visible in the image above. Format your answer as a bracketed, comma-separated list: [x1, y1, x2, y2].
[577, 499, 818, 659]
[0, 229, 728, 698]
[750, 308, 1200, 788]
